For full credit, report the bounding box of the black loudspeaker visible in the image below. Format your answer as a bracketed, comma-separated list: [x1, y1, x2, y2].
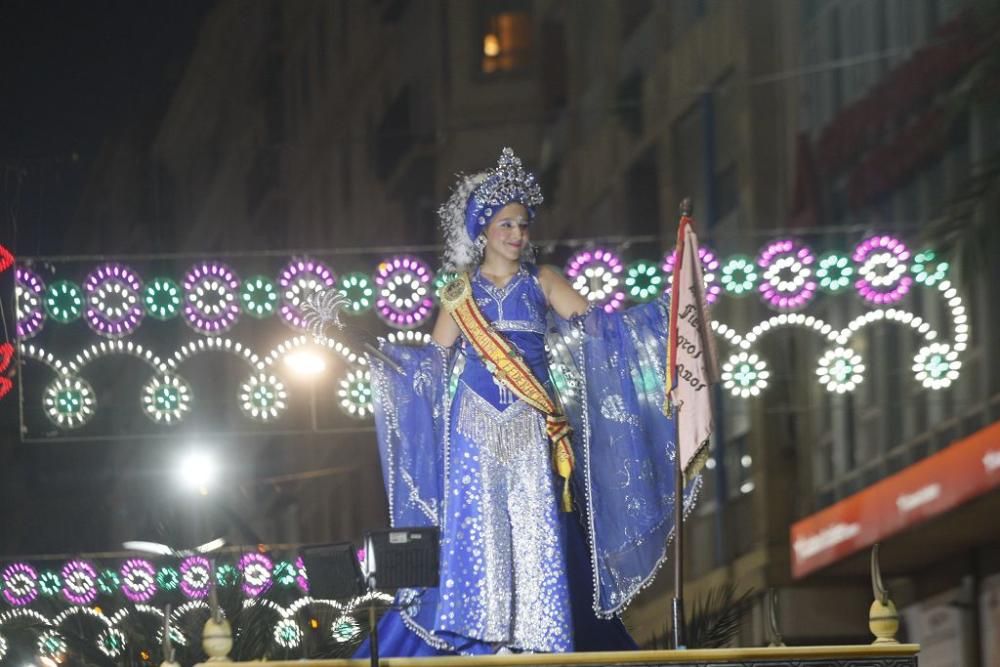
[364, 527, 440, 590]
[299, 542, 366, 600]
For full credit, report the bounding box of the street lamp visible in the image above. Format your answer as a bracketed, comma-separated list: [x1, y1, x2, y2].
[284, 349, 326, 378]
[176, 450, 217, 496]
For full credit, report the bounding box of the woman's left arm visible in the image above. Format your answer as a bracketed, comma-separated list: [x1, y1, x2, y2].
[538, 264, 589, 318]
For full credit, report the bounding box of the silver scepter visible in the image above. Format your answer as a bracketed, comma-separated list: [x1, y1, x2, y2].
[301, 288, 405, 375]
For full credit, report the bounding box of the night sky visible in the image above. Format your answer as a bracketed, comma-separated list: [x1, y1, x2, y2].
[0, 0, 210, 255]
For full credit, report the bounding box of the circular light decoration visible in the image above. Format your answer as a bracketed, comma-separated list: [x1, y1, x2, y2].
[180, 556, 211, 599]
[44, 280, 85, 323]
[83, 263, 144, 337]
[182, 261, 241, 334]
[913, 343, 961, 389]
[816, 347, 865, 394]
[295, 556, 309, 593]
[98, 627, 127, 658]
[386, 330, 433, 346]
[338, 369, 373, 419]
[120, 559, 157, 603]
[757, 239, 817, 310]
[97, 569, 120, 595]
[0, 634, 5, 663]
[662, 246, 721, 304]
[239, 372, 288, 421]
[15, 266, 46, 339]
[143, 277, 183, 320]
[624, 260, 664, 302]
[141, 374, 192, 424]
[852, 235, 912, 305]
[239, 552, 273, 597]
[2, 562, 39, 606]
[43, 376, 97, 429]
[433, 271, 459, 304]
[549, 363, 579, 401]
[337, 272, 375, 314]
[279, 258, 336, 330]
[216, 563, 239, 588]
[720, 255, 758, 296]
[240, 275, 279, 318]
[332, 616, 361, 643]
[61, 560, 98, 605]
[721, 351, 770, 398]
[816, 252, 854, 293]
[911, 249, 949, 287]
[274, 618, 302, 649]
[39, 571, 62, 597]
[157, 567, 180, 592]
[274, 561, 296, 587]
[374, 256, 434, 328]
[566, 248, 626, 313]
[38, 630, 67, 662]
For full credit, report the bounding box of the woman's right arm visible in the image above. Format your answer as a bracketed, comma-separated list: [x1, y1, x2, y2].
[431, 309, 461, 348]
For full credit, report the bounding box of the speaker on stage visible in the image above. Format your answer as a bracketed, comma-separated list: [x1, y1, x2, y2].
[299, 542, 366, 600]
[364, 527, 439, 590]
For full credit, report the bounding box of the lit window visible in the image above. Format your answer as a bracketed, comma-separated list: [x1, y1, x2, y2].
[480, 10, 532, 74]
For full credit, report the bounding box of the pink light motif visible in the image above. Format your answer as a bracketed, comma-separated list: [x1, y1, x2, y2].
[180, 555, 212, 599]
[182, 261, 241, 334]
[374, 256, 433, 329]
[295, 555, 309, 593]
[238, 552, 274, 597]
[15, 266, 46, 339]
[82, 263, 145, 338]
[852, 235, 913, 305]
[120, 558, 157, 603]
[2, 562, 39, 606]
[61, 560, 99, 605]
[756, 239, 817, 310]
[565, 248, 626, 313]
[661, 245, 722, 304]
[278, 258, 336, 330]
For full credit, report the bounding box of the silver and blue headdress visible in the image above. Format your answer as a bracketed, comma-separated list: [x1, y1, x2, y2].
[439, 147, 543, 271]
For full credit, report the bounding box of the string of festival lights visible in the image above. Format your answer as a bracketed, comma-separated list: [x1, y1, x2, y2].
[14, 234, 968, 430]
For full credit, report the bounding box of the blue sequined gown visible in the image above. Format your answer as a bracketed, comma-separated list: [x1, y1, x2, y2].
[363, 264, 699, 655]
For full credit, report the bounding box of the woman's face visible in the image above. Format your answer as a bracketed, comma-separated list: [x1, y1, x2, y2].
[483, 203, 530, 263]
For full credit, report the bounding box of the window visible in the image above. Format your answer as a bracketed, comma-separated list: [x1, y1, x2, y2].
[479, 1, 532, 76]
[625, 146, 660, 237]
[616, 71, 643, 136]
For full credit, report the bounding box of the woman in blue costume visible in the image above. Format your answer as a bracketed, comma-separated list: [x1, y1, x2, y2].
[361, 148, 700, 655]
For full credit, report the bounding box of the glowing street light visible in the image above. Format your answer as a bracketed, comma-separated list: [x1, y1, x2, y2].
[176, 450, 217, 495]
[284, 349, 326, 378]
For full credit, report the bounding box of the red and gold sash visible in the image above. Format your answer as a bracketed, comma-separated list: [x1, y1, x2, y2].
[440, 273, 575, 512]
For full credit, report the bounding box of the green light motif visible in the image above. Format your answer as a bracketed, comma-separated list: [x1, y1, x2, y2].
[97, 570, 120, 595]
[240, 275, 279, 318]
[911, 249, 948, 286]
[624, 260, 664, 302]
[143, 277, 182, 320]
[216, 563, 239, 587]
[157, 567, 180, 591]
[44, 280, 84, 323]
[39, 571, 62, 596]
[273, 561, 296, 586]
[720, 256, 758, 296]
[816, 253, 853, 293]
[337, 272, 376, 314]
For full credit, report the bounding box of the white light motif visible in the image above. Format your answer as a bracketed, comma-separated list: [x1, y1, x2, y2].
[43, 376, 97, 429]
[721, 352, 769, 398]
[338, 370, 373, 418]
[239, 373, 288, 421]
[273, 618, 302, 649]
[816, 347, 865, 394]
[141, 375, 192, 424]
[913, 343, 961, 389]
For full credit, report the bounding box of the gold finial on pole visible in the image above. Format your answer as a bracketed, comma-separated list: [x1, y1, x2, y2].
[680, 198, 694, 218]
[868, 543, 900, 644]
[201, 563, 233, 663]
